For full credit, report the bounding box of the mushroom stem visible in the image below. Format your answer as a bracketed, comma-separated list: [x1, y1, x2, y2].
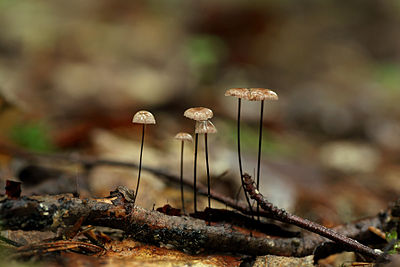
[74, 173, 79, 197]
[256, 100, 264, 221]
[237, 98, 254, 219]
[134, 124, 146, 203]
[205, 133, 211, 210]
[180, 140, 185, 213]
[237, 99, 244, 176]
[193, 133, 198, 213]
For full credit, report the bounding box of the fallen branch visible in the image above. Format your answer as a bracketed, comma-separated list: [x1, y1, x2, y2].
[0, 187, 390, 257]
[243, 173, 386, 260]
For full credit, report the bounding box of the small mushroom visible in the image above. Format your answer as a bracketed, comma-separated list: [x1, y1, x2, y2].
[132, 110, 156, 203]
[184, 107, 213, 212]
[225, 88, 254, 218]
[248, 88, 278, 101]
[195, 120, 217, 210]
[184, 107, 213, 121]
[247, 88, 278, 220]
[194, 120, 217, 134]
[174, 132, 193, 213]
[225, 88, 250, 99]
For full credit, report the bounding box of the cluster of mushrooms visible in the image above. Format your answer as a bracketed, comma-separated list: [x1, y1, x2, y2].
[131, 88, 278, 218]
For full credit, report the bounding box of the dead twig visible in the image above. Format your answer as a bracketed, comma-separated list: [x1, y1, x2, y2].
[0, 234, 23, 247]
[242, 173, 385, 260]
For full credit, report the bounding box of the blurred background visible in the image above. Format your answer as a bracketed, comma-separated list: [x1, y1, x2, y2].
[1, 0, 400, 226]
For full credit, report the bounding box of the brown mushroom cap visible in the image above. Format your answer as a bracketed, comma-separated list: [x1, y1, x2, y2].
[248, 88, 278, 101]
[224, 88, 250, 99]
[195, 120, 217, 134]
[174, 132, 193, 142]
[184, 107, 213, 121]
[132, 110, 156, 124]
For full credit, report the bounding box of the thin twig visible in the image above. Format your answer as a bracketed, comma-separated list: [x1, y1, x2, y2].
[0, 235, 22, 247]
[242, 173, 385, 260]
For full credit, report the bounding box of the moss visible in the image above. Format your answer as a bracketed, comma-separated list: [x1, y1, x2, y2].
[386, 229, 400, 254]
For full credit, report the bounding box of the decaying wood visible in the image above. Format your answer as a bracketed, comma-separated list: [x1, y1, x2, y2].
[0, 187, 391, 257]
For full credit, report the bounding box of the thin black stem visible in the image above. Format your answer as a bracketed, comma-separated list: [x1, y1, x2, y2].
[180, 141, 185, 213]
[237, 98, 254, 219]
[205, 133, 211, 209]
[75, 172, 79, 197]
[193, 133, 198, 213]
[237, 99, 243, 177]
[134, 124, 145, 203]
[256, 100, 264, 221]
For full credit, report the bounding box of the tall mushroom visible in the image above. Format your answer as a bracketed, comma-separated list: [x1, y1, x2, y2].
[184, 107, 213, 213]
[225, 88, 254, 219]
[174, 132, 193, 213]
[248, 88, 278, 220]
[195, 120, 217, 210]
[132, 110, 156, 203]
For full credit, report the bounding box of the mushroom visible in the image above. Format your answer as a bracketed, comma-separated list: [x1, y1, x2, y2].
[225, 88, 254, 218]
[174, 132, 193, 213]
[248, 88, 278, 219]
[195, 120, 217, 210]
[132, 110, 156, 203]
[184, 107, 213, 212]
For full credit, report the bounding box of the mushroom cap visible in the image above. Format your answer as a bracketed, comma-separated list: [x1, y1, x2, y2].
[195, 120, 217, 134]
[174, 132, 193, 142]
[184, 107, 213, 121]
[224, 88, 250, 99]
[248, 88, 278, 101]
[132, 110, 156, 124]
